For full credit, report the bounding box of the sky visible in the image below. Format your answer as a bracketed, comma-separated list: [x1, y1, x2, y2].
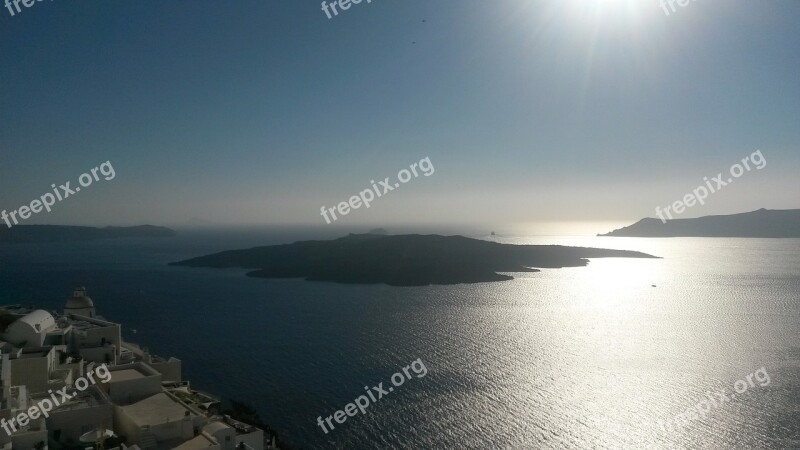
[1, 0, 798, 232]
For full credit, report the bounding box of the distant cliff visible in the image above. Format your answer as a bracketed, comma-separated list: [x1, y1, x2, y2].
[599, 209, 800, 238]
[170, 233, 657, 286]
[0, 225, 176, 243]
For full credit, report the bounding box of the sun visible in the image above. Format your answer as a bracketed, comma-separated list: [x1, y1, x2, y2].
[514, 0, 654, 34]
[562, 0, 648, 24]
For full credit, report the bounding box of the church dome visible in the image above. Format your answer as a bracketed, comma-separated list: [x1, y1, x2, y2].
[65, 286, 94, 310]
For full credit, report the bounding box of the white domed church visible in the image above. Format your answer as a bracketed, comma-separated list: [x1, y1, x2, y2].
[64, 286, 97, 318]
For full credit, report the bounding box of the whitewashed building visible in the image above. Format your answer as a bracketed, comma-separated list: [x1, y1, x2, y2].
[0, 288, 274, 450]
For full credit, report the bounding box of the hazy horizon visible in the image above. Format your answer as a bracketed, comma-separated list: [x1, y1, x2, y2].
[2, 0, 799, 229]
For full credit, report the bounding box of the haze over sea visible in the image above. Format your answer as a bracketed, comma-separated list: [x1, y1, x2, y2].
[1, 229, 798, 449]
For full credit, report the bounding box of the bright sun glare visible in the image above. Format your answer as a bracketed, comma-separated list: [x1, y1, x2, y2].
[562, 0, 648, 25]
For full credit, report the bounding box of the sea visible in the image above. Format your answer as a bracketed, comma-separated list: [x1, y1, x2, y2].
[1, 229, 798, 449]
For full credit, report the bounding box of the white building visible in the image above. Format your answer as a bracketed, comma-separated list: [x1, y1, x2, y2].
[4, 346, 74, 395]
[69, 315, 122, 365]
[43, 385, 114, 443]
[4, 310, 57, 348]
[0, 288, 273, 450]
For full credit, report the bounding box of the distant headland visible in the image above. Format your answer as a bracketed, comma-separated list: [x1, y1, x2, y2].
[170, 233, 657, 286]
[0, 224, 176, 243]
[599, 208, 800, 238]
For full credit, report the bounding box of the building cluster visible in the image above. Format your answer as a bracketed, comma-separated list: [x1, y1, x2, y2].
[0, 287, 274, 450]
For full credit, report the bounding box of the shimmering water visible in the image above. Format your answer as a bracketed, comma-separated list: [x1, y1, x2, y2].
[1, 232, 798, 449]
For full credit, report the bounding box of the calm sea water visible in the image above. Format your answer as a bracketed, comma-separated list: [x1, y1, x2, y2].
[1, 231, 798, 449]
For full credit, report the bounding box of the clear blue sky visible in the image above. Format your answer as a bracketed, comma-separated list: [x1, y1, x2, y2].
[1, 0, 798, 230]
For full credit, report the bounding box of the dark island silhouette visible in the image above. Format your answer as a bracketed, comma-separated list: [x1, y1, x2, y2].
[599, 208, 800, 238]
[170, 233, 657, 286]
[0, 225, 176, 243]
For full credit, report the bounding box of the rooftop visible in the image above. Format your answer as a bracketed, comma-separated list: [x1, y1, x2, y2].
[224, 415, 259, 435]
[42, 385, 110, 413]
[121, 393, 194, 427]
[69, 315, 119, 330]
[109, 368, 145, 382]
[9, 346, 53, 359]
[171, 433, 218, 450]
[165, 383, 220, 414]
